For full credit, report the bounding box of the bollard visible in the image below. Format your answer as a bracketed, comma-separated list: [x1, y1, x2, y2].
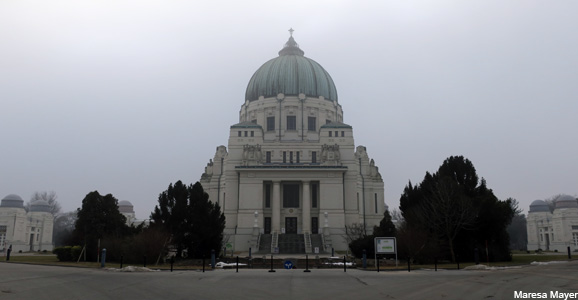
[268, 255, 276, 272]
[6, 246, 11, 261]
[304, 254, 311, 273]
[377, 258, 380, 273]
[362, 249, 367, 269]
[143, 255, 147, 268]
[170, 257, 174, 272]
[407, 257, 410, 272]
[236, 256, 239, 273]
[101, 248, 106, 268]
[120, 255, 124, 269]
[435, 258, 437, 272]
[211, 249, 216, 269]
[343, 256, 346, 272]
[332, 248, 335, 257]
[568, 247, 572, 260]
[249, 247, 252, 259]
[203, 256, 205, 273]
[474, 248, 479, 265]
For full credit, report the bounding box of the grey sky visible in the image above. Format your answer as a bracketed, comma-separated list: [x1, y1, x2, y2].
[1, 1, 576, 220]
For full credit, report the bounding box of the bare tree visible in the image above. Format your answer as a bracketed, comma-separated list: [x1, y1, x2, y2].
[544, 194, 563, 213]
[53, 211, 77, 246]
[420, 177, 478, 262]
[26, 191, 61, 215]
[343, 223, 367, 244]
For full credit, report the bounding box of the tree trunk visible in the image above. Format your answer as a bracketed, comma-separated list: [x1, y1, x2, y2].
[448, 237, 456, 263]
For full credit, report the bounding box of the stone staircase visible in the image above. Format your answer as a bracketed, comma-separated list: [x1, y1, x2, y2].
[278, 234, 305, 254]
[310, 234, 324, 253]
[258, 234, 272, 253]
[257, 233, 326, 254]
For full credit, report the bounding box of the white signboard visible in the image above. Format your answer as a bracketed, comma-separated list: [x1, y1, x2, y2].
[374, 237, 397, 267]
[375, 237, 396, 254]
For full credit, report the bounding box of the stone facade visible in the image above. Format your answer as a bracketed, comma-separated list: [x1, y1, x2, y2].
[0, 194, 54, 252]
[527, 195, 578, 252]
[200, 34, 386, 253]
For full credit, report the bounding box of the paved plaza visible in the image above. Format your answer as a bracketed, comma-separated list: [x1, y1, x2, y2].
[0, 260, 577, 299]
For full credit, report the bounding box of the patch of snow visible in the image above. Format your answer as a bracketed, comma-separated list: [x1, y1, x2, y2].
[463, 264, 522, 270]
[215, 262, 247, 268]
[323, 262, 355, 266]
[105, 266, 160, 272]
[530, 261, 568, 265]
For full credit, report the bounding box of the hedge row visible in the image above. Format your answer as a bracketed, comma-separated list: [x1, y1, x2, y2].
[53, 246, 82, 261]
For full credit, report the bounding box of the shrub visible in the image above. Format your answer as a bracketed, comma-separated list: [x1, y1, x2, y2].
[53, 246, 82, 261]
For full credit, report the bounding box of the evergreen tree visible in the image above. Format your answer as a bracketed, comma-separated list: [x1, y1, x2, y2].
[151, 181, 225, 258]
[349, 210, 397, 258]
[373, 210, 397, 237]
[73, 191, 129, 261]
[399, 156, 514, 262]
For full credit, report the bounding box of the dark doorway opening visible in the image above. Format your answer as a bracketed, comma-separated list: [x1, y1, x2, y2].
[285, 217, 298, 234]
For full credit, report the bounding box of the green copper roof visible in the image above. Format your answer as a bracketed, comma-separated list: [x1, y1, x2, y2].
[230, 121, 262, 129]
[245, 35, 338, 102]
[321, 122, 352, 129]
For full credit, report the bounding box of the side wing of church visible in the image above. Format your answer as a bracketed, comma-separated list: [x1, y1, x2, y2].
[200, 33, 386, 254]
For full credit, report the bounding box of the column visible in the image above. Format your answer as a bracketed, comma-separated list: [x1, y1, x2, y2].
[272, 181, 281, 233]
[302, 181, 311, 233]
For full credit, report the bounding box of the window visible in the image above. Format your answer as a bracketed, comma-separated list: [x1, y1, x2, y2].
[267, 117, 275, 131]
[289, 151, 293, 163]
[265, 183, 271, 208]
[375, 193, 378, 214]
[266, 151, 271, 163]
[250, 131, 254, 137]
[573, 233, 578, 246]
[308, 117, 316, 131]
[287, 116, 296, 130]
[329, 131, 332, 137]
[251, 119, 257, 124]
[283, 151, 287, 163]
[341, 131, 344, 137]
[283, 184, 300, 208]
[312, 183, 318, 208]
[296, 152, 300, 163]
[312, 151, 317, 163]
[335, 131, 338, 137]
[238, 131, 242, 137]
[0, 225, 6, 248]
[244, 131, 248, 137]
[326, 119, 331, 124]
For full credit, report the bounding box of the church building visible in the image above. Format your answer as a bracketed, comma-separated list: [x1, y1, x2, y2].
[200, 32, 386, 254]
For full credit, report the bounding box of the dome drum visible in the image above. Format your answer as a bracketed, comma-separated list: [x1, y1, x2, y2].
[1, 194, 25, 208]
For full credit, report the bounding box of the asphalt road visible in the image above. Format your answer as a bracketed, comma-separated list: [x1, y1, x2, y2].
[0, 261, 577, 300]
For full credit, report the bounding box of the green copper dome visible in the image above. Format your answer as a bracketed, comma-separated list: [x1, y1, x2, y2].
[245, 35, 338, 102]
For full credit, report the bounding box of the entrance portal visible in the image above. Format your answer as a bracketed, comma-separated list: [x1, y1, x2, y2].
[285, 217, 297, 234]
[312, 217, 318, 234]
[264, 217, 271, 234]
